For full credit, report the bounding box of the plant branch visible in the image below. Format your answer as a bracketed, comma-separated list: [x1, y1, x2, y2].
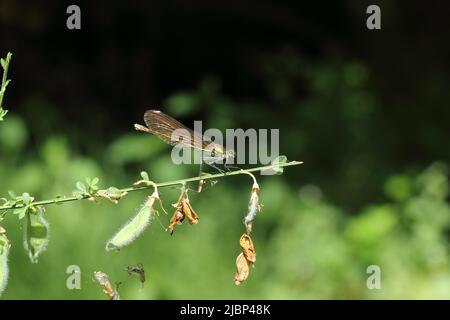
[0, 161, 302, 211]
[0, 52, 12, 120]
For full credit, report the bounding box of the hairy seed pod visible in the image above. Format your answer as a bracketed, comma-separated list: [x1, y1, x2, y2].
[0, 226, 11, 296]
[106, 191, 159, 251]
[23, 206, 50, 263]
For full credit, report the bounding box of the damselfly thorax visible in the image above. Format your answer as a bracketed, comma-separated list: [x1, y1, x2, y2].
[135, 110, 235, 169]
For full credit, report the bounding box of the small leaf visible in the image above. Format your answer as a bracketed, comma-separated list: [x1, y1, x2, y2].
[22, 192, 32, 205]
[7, 191, 16, 200]
[261, 155, 288, 175]
[0, 58, 5, 69]
[140, 171, 149, 181]
[73, 191, 84, 200]
[76, 181, 86, 192]
[13, 207, 27, 220]
[23, 207, 50, 263]
[91, 177, 99, 186]
[272, 155, 287, 173]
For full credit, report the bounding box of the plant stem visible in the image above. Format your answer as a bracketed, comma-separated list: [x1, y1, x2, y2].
[0, 52, 12, 118]
[0, 161, 302, 210]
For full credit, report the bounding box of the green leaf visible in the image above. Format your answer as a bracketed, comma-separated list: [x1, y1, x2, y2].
[272, 155, 287, 174]
[261, 155, 288, 175]
[106, 196, 156, 251]
[73, 190, 84, 200]
[0, 58, 5, 70]
[76, 181, 86, 192]
[86, 177, 99, 193]
[140, 171, 150, 181]
[0, 228, 10, 297]
[22, 192, 32, 205]
[23, 207, 50, 263]
[13, 207, 27, 220]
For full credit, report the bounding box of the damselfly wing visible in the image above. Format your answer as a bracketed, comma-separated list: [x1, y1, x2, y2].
[138, 110, 235, 166]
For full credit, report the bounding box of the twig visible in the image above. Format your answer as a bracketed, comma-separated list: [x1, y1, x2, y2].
[0, 52, 12, 120]
[0, 161, 302, 211]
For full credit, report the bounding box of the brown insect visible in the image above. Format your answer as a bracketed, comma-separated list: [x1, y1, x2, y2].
[135, 110, 235, 172]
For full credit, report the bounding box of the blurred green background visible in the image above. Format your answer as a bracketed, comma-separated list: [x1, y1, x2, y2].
[1, 1, 450, 299]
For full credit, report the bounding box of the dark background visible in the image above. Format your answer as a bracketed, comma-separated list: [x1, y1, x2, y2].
[1, 0, 449, 299]
[2, 1, 449, 207]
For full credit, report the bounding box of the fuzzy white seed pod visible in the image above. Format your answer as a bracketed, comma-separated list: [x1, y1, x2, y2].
[0, 226, 11, 296]
[243, 182, 262, 233]
[105, 190, 159, 251]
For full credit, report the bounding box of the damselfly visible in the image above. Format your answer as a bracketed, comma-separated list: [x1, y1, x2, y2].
[135, 110, 235, 173]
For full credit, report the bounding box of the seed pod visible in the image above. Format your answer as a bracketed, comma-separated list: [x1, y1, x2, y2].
[168, 190, 199, 235]
[106, 191, 158, 251]
[243, 182, 262, 234]
[239, 234, 256, 263]
[168, 208, 184, 235]
[94, 271, 120, 300]
[182, 197, 199, 225]
[0, 226, 10, 296]
[233, 233, 256, 286]
[23, 206, 50, 263]
[234, 253, 250, 286]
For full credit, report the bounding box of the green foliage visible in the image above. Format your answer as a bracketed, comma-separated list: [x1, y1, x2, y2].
[1, 192, 36, 220]
[0, 52, 12, 121]
[72, 177, 99, 199]
[1, 120, 448, 299]
[263, 155, 288, 175]
[0, 50, 449, 299]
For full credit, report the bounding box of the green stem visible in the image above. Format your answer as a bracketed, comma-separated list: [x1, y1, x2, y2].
[0, 52, 12, 113]
[0, 161, 302, 210]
